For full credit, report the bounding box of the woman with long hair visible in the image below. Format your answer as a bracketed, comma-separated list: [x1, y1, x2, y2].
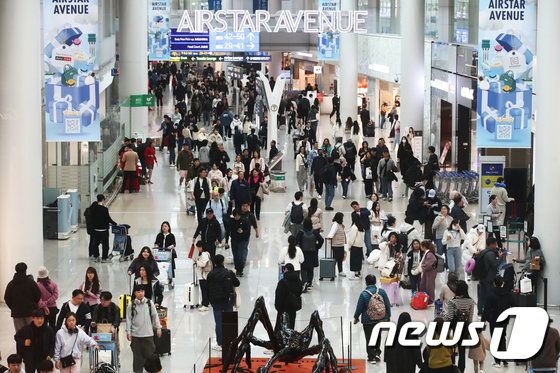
[54, 312, 99, 373]
[307, 198, 323, 233]
[128, 247, 160, 278]
[249, 168, 264, 220]
[79, 267, 101, 314]
[384, 312, 423, 373]
[37, 266, 59, 328]
[381, 215, 397, 241]
[154, 221, 178, 284]
[442, 219, 466, 277]
[418, 240, 438, 303]
[348, 213, 365, 279]
[326, 212, 346, 277]
[278, 235, 304, 276]
[296, 218, 324, 292]
[442, 280, 475, 372]
[358, 140, 370, 180]
[295, 146, 308, 192]
[133, 265, 163, 307]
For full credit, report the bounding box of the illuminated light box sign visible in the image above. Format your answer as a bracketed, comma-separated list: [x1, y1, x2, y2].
[210, 31, 259, 52]
[177, 10, 368, 33]
[170, 29, 209, 51]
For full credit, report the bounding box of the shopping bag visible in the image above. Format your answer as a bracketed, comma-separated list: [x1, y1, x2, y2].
[520, 276, 532, 294]
[188, 244, 195, 259]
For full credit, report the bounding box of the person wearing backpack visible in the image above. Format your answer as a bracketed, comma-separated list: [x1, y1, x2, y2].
[353, 274, 391, 365]
[475, 237, 503, 316]
[442, 220, 466, 278]
[126, 285, 161, 373]
[397, 217, 421, 253]
[442, 281, 475, 373]
[285, 192, 308, 238]
[296, 218, 324, 292]
[274, 264, 303, 331]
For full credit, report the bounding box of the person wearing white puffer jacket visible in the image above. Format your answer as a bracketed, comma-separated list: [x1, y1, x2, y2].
[462, 225, 486, 280]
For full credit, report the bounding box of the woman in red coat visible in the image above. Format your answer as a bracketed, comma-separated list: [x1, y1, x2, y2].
[144, 140, 158, 184]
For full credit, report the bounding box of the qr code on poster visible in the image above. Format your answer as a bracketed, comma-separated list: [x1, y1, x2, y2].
[496, 124, 512, 140]
[65, 118, 81, 134]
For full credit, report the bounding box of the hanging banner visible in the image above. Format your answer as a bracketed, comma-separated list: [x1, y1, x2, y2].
[253, 0, 268, 12]
[148, 0, 171, 61]
[317, 0, 340, 60]
[209, 0, 222, 11]
[477, 0, 535, 148]
[43, 0, 100, 142]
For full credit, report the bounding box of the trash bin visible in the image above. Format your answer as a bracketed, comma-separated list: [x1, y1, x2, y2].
[270, 170, 286, 193]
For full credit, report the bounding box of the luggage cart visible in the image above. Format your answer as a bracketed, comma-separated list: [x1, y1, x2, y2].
[153, 249, 174, 290]
[90, 337, 118, 373]
[108, 225, 134, 261]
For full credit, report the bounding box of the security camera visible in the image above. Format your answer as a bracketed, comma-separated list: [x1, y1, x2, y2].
[394, 75, 400, 83]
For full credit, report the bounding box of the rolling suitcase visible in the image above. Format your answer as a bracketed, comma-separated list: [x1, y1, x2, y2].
[515, 292, 537, 307]
[319, 240, 336, 281]
[120, 275, 133, 320]
[154, 328, 171, 356]
[183, 264, 200, 309]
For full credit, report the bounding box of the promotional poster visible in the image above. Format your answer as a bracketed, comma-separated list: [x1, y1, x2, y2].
[317, 0, 340, 60]
[477, 0, 535, 148]
[148, 0, 171, 61]
[43, 0, 100, 142]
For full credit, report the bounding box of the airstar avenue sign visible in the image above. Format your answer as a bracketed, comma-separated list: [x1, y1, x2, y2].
[177, 10, 368, 34]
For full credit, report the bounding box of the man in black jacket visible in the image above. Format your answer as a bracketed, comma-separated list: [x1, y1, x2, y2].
[246, 128, 261, 155]
[274, 264, 303, 331]
[297, 94, 310, 124]
[230, 171, 251, 211]
[91, 291, 121, 335]
[56, 289, 92, 333]
[477, 238, 503, 316]
[450, 196, 471, 232]
[427, 146, 439, 171]
[192, 169, 211, 222]
[310, 149, 328, 198]
[360, 106, 371, 128]
[330, 94, 340, 120]
[192, 209, 222, 258]
[225, 209, 250, 276]
[89, 194, 118, 262]
[4, 262, 41, 332]
[324, 159, 339, 211]
[207, 255, 240, 351]
[14, 309, 55, 373]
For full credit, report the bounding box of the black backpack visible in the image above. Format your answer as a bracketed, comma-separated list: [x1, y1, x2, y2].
[300, 230, 317, 253]
[318, 164, 330, 182]
[290, 202, 304, 224]
[472, 249, 490, 279]
[397, 228, 415, 251]
[331, 146, 340, 160]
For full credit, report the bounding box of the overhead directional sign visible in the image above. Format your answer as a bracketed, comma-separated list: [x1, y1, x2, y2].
[209, 31, 259, 52]
[169, 54, 270, 62]
[170, 29, 209, 51]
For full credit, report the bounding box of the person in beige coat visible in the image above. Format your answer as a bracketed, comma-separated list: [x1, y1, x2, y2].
[122, 146, 139, 193]
[468, 332, 490, 373]
[490, 177, 514, 224]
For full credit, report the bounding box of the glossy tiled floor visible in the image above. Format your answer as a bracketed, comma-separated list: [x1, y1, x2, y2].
[1, 91, 554, 372]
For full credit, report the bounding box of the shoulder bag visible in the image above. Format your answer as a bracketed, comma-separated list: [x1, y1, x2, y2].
[60, 333, 78, 368]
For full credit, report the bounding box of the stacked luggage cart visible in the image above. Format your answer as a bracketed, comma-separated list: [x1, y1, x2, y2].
[433, 170, 479, 203]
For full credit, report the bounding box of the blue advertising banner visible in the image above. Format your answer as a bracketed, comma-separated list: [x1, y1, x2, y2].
[477, 0, 535, 148]
[43, 0, 100, 142]
[253, 0, 268, 11]
[317, 0, 339, 60]
[209, 0, 222, 11]
[148, 0, 171, 61]
[170, 29, 210, 51]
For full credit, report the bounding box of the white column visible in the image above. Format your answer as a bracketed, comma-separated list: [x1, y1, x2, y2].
[339, 0, 358, 124]
[535, 0, 560, 306]
[269, 52, 283, 79]
[0, 0, 44, 299]
[119, 0, 149, 137]
[400, 0, 424, 131]
[222, 0, 233, 10]
[269, 0, 281, 13]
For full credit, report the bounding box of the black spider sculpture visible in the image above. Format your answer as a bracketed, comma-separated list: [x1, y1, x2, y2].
[222, 296, 338, 373]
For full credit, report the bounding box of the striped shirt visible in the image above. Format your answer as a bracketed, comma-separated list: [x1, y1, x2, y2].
[443, 296, 475, 323]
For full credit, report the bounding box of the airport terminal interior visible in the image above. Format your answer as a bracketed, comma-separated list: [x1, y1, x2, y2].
[0, 0, 558, 372]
